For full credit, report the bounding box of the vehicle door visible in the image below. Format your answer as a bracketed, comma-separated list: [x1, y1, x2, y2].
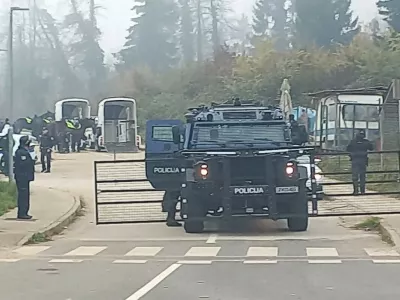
[145, 120, 184, 191]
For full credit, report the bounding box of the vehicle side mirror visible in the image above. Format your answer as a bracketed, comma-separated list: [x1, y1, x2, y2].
[172, 125, 181, 144]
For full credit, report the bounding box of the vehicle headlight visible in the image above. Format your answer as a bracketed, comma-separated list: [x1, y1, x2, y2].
[285, 161, 297, 178]
[315, 173, 322, 181]
[195, 161, 209, 179]
[200, 164, 208, 176]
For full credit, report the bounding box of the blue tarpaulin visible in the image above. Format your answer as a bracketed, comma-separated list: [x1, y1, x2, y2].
[292, 106, 316, 133]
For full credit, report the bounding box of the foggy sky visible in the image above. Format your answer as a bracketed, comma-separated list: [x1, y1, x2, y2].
[8, 0, 379, 55]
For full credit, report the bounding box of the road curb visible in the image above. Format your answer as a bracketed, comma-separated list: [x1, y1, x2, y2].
[379, 219, 400, 248]
[17, 195, 82, 246]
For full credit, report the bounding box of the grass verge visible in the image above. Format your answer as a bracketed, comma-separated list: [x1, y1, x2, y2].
[26, 195, 85, 245]
[28, 232, 51, 244]
[352, 217, 381, 231]
[353, 217, 394, 245]
[0, 181, 17, 217]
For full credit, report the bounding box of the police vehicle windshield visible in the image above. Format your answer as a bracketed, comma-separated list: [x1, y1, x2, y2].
[189, 122, 289, 149]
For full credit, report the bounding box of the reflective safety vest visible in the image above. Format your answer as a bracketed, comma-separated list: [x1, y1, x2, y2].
[66, 120, 81, 129]
[66, 120, 75, 129]
[25, 117, 32, 124]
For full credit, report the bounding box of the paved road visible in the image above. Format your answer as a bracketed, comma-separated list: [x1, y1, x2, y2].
[2, 151, 400, 299]
[2, 244, 400, 300]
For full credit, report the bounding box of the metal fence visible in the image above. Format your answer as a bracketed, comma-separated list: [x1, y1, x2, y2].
[313, 150, 400, 216]
[94, 159, 167, 224]
[94, 151, 400, 224]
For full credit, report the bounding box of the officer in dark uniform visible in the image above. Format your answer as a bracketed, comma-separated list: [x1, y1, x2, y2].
[14, 135, 35, 219]
[39, 127, 54, 173]
[346, 129, 373, 195]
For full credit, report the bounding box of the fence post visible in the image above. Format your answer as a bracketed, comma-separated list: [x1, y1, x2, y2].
[394, 79, 400, 146]
[398, 150, 400, 183]
[8, 127, 14, 182]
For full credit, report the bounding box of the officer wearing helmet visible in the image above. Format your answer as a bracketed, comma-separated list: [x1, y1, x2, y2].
[14, 135, 35, 219]
[39, 126, 54, 173]
[346, 129, 373, 195]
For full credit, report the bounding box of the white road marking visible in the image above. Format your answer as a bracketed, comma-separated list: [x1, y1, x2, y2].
[49, 259, 83, 263]
[0, 259, 20, 262]
[364, 248, 400, 257]
[306, 248, 339, 257]
[206, 234, 217, 244]
[125, 247, 163, 257]
[64, 246, 107, 256]
[184, 247, 221, 257]
[243, 260, 277, 264]
[177, 260, 212, 264]
[246, 247, 278, 257]
[308, 260, 342, 264]
[372, 260, 400, 264]
[14, 246, 50, 256]
[113, 260, 147, 264]
[125, 263, 181, 300]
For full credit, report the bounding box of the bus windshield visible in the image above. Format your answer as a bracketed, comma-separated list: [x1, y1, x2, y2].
[342, 105, 379, 121]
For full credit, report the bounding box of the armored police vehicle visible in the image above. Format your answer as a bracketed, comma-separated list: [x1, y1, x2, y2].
[145, 100, 311, 233]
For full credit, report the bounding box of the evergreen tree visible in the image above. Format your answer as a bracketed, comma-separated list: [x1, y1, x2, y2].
[252, 0, 292, 50]
[253, 0, 269, 37]
[294, 0, 359, 48]
[179, 0, 195, 63]
[120, 0, 179, 72]
[377, 0, 400, 31]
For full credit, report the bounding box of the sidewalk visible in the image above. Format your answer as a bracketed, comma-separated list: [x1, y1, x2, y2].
[0, 182, 80, 249]
[321, 178, 400, 248]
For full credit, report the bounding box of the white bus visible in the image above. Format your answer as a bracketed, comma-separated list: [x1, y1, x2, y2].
[55, 98, 91, 121]
[311, 90, 384, 150]
[95, 97, 139, 153]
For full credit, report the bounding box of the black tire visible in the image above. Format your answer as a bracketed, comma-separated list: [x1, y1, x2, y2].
[184, 221, 204, 233]
[287, 216, 308, 232]
[288, 185, 308, 232]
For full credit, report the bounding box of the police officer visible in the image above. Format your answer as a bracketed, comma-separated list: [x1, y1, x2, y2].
[39, 127, 54, 173]
[163, 191, 181, 227]
[14, 135, 35, 219]
[346, 129, 373, 195]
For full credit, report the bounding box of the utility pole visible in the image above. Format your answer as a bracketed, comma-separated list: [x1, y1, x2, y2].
[8, 6, 30, 122]
[7, 7, 29, 182]
[0, 49, 6, 119]
[30, 0, 37, 100]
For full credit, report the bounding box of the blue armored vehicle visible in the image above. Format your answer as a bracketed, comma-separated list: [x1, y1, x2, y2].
[145, 99, 311, 233]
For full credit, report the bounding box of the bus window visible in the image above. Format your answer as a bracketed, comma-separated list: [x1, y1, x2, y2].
[328, 104, 336, 121]
[367, 106, 379, 121]
[342, 105, 379, 121]
[342, 105, 354, 120]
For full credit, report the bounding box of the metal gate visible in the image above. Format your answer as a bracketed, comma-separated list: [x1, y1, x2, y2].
[311, 150, 400, 217]
[94, 159, 167, 224]
[94, 150, 400, 224]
